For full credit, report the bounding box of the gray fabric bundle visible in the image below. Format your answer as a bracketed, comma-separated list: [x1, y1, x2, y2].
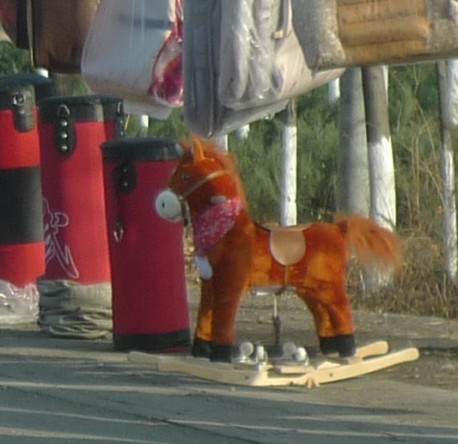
[38, 279, 112, 339]
[183, 0, 288, 137]
[218, 0, 344, 110]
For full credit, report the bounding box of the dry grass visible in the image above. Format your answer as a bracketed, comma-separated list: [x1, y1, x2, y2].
[349, 233, 458, 319]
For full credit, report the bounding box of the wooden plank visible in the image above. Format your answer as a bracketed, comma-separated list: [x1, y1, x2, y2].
[128, 352, 269, 385]
[273, 340, 389, 375]
[242, 347, 419, 387]
[338, 17, 429, 47]
[338, 0, 425, 25]
[345, 39, 428, 65]
[288, 347, 420, 387]
[128, 342, 419, 388]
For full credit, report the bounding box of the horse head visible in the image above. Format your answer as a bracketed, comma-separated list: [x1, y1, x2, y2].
[155, 137, 245, 223]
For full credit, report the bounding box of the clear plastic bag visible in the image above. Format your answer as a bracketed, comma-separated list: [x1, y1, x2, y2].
[82, 0, 183, 118]
[0, 280, 39, 324]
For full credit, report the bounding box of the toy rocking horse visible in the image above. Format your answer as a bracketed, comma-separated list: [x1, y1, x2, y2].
[155, 137, 401, 363]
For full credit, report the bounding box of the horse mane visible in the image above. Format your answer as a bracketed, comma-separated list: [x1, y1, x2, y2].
[191, 138, 249, 210]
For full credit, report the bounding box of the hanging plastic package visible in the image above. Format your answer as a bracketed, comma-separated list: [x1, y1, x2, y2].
[217, 0, 344, 111]
[27, 0, 99, 73]
[0, 0, 29, 47]
[82, 0, 183, 119]
[183, 0, 287, 138]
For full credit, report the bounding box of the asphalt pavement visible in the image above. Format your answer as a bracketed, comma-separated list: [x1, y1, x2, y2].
[0, 318, 457, 444]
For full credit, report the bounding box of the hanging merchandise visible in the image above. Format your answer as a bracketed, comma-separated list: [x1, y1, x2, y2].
[184, 0, 288, 138]
[295, 0, 458, 70]
[218, 0, 344, 111]
[0, 0, 28, 47]
[82, 0, 183, 119]
[27, 0, 99, 73]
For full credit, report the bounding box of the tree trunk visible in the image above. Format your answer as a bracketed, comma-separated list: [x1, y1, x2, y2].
[212, 135, 228, 151]
[280, 99, 297, 226]
[328, 78, 340, 106]
[361, 65, 396, 292]
[437, 60, 458, 283]
[362, 65, 396, 230]
[337, 68, 369, 216]
[139, 115, 149, 137]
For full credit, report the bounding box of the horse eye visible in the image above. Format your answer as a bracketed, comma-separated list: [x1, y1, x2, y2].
[182, 173, 191, 181]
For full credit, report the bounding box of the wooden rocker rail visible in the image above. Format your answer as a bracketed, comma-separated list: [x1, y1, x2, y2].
[128, 341, 419, 388]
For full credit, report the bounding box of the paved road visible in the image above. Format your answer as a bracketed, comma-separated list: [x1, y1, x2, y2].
[0, 324, 457, 443]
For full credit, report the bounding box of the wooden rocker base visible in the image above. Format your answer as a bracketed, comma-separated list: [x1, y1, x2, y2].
[128, 341, 419, 388]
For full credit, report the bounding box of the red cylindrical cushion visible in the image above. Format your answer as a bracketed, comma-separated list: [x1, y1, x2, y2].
[0, 82, 45, 286]
[102, 138, 190, 351]
[38, 95, 124, 283]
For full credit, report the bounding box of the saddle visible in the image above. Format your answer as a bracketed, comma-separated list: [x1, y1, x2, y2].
[269, 225, 308, 266]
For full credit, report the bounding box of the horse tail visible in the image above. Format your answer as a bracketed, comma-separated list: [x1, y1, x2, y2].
[336, 215, 402, 271]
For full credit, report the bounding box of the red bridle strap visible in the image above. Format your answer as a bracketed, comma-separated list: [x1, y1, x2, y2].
[179, 170, 230, 200]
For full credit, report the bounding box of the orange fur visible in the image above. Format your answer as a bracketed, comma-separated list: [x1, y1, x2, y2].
[166, 137, 402, 361]
[336, 215, 402, 271]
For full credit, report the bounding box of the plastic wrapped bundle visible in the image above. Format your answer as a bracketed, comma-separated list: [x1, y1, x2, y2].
[82, 0, 183, 119]
[218, 0, 344, 110]
[295, 0, 458, 70]
[184, 0, 288, 137]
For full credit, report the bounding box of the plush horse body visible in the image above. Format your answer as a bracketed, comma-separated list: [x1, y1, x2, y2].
[156, 138, 401, 362]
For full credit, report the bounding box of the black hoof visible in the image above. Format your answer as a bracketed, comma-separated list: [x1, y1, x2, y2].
[319, 336, 339, 355]
[210, 345, 232, 363]
[192, 337, 212, 358]
[319, 334, 356, 357]
[336, 334, 356, 357]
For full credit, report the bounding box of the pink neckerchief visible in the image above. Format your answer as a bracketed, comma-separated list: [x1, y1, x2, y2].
[192, 196, 244, 256]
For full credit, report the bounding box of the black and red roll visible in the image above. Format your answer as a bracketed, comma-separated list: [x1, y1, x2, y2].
[0, 77, 50, 287]
[38, 95, 124, 284]
[102, 137, 190, 351]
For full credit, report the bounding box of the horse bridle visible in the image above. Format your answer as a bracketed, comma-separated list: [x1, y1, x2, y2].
[178, 170, 230, 199]
[171, 169, 231, 226]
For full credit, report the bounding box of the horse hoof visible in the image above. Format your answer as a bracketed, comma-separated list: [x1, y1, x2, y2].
[192, 337, 212, 358]
[319, 336, 339, 355]
[210, 345, 232, 363]
[319, 335, 356, 357]
[336, 334, 356, 357]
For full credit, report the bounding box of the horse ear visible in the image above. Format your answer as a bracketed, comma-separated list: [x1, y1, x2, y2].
[191, 138, 206, 162]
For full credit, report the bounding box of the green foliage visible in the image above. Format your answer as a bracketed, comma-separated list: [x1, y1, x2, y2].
[0, 42, 32, 74]
[230, 87, 339, 224]
[230, 117, 284, 223]
[295, 89, 339, 221]
[231, 65, 444, 236]
[389, 65, 443, 237]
